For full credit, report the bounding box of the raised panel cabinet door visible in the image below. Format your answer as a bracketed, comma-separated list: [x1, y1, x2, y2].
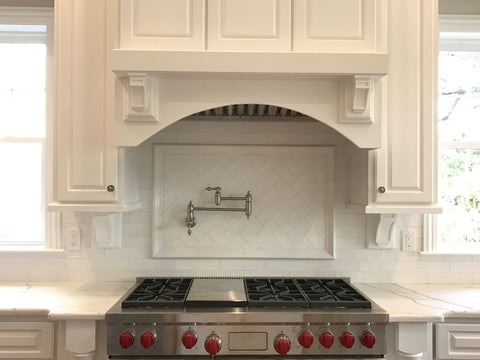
[207, 0, 291, 51]
[292, 0, 386, 52]
[0, 322, 53, 359]
[437, 324, 480, 359]
[120, 0, 205, 50]
[371, 0, 437, 208]
[54, 0, 118, 203]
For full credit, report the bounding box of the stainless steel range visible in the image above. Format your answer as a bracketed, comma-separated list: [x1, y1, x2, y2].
[106, 277, 388, 359]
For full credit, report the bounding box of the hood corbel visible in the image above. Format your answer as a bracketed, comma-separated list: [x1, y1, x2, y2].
[124, 72, 159, 123]
[340, 75, 380, 124]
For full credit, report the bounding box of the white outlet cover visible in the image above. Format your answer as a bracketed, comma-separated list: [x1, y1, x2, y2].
[65, 228, 81, 251]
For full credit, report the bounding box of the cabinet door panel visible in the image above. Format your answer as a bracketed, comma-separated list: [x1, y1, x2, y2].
[121, 0, 205, 50]
[373, 0, 436, 205]
[293, 0, 384, 52]
[0, 322, 53, 359]
[207, 0, 290, 51]
[55, 0, 118, 203]
[437, 324, 480, 359]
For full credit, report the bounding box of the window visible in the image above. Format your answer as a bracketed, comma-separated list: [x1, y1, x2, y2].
[426, 15, 480, 253]
[0, 7, 55, 248]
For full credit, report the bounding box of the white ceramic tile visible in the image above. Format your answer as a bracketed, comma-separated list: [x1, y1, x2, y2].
[127, 212, 152, 224]
[427, 272, 473, 284]
[221, 260, 267, 271]
[359, 261, 382, 272]
[267, 260, 314, 271]
[382, 271, 427, 284]
[450, 261, 475, 273]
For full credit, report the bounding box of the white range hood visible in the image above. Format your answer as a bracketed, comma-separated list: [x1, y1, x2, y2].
[111, 51, 387, 148]
[110, 0, 389, 148]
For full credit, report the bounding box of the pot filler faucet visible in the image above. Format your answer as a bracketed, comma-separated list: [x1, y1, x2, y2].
[185, 187, 252, 235]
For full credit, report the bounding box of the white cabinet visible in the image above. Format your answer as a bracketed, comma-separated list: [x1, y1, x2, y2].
[351, 0, 441, 214]
[0, 322, 53, 359]
[120, 0, 205, 50]
[119, 0, 385, 53]
[207, 0, 291, 51]
[437, 323, 480, 359]
[292, 0, 386, 53]
[50, 0, 140, 212]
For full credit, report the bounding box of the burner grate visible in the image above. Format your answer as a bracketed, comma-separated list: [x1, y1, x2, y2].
[244, 278, 309, 308]
[121, 278, 193, 308]
[295, 278, 371, 308]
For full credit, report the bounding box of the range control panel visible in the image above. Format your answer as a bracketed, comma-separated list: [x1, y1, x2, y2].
[107, 323, 386, 357]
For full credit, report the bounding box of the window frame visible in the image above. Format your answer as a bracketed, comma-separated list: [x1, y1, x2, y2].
[424, 14, 480, 254]
[0, 6, 59, 249]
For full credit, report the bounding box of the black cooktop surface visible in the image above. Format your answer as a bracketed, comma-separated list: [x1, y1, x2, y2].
[122, 278, 193, 308]
[121, 277, 371, 309]
[244, 278, 310, 308]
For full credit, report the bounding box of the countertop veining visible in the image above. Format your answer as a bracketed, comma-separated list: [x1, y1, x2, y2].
[1, 282, 480, 322]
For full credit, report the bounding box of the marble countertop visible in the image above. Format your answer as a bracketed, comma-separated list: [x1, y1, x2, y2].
[0, 282, 133, 320]
[1, 282, 480, 322]
[356, 283, 480, 322]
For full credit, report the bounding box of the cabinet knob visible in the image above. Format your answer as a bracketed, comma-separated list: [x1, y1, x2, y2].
[377, 186, 385, 193]
[107, 185, 115, 192]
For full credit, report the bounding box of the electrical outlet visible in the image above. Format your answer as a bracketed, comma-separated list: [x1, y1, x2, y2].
[402, 229, 416, 252]
[65, 228, 81, 251]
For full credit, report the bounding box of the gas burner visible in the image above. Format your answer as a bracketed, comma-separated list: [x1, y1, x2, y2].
[245, 278, 309, 307]
[121, 278, 193, 308]
[295, 278, 371, 308]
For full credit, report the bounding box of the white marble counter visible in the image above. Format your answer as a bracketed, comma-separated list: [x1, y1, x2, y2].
[1, 282, 480, 323]
[0, 282, 133, 320]
[356, 283, 480, 322]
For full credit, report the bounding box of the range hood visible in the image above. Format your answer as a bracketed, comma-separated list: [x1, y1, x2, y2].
[110, 1, 389, 148]
[112, 51, 387, 148]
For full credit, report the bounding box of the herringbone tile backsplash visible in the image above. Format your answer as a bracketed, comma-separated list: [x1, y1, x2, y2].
[152, 145, 334, 259]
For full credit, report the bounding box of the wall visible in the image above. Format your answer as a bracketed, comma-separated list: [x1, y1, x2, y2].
[0, 118, 478, 283]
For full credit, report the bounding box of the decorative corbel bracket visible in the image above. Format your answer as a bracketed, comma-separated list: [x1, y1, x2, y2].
[339, 75, 376, 124]
[123, 72, 159, 122]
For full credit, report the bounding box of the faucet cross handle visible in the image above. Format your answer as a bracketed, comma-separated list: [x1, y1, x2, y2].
[206, 186, 221, 191]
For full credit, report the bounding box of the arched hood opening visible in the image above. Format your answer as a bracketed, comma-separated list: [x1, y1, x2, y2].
[114, 76, 383, 149]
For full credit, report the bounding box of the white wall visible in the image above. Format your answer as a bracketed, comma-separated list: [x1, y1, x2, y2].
[0, 118, 478, 283]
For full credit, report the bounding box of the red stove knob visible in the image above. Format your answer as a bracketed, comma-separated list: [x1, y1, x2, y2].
[205, 334, 221, 356]
[119, 332, 134, 349]
[319, 331, 335, 348]
[182, 330, 198, 349]
[361, 332, 376, 348]
[140, 332, 156, 349]
[298, 331, 314, 348]
[274, 335, 291, 355]
[340, 332, 355, 348]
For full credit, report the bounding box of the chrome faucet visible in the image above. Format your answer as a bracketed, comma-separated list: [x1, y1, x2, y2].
[185, 187, 252, 235]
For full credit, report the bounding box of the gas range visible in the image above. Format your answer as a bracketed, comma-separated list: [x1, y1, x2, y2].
[106, 277, 388, 359]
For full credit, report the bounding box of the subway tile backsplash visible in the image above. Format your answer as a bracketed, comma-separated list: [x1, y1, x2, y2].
[1, 118, 478, 283]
